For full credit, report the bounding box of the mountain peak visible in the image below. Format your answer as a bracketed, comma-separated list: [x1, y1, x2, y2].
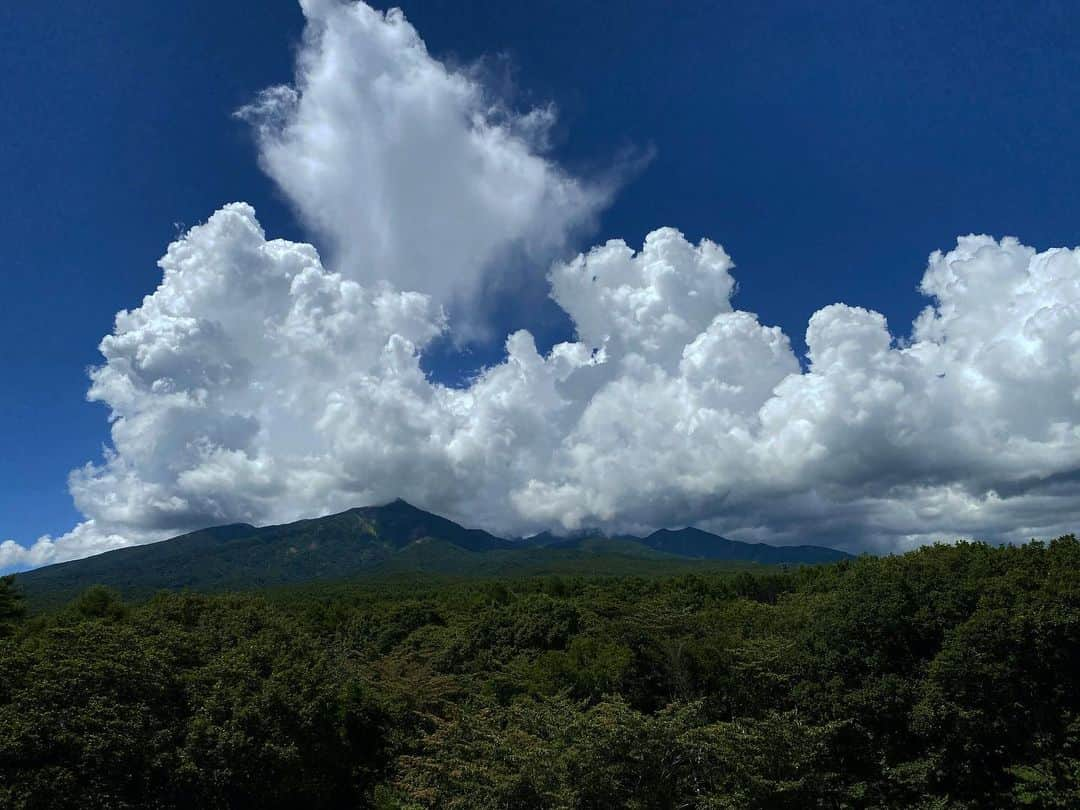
[349, 497, 419, 513]
[15, 504, 850, 607]
[650, 526, 712, 537]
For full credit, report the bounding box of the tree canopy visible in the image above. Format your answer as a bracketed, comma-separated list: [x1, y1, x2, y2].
[1, 537, 1078, 807]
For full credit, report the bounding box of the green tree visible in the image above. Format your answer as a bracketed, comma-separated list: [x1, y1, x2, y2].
[0, 575, 26, 636]
[73, 585, 128, 621]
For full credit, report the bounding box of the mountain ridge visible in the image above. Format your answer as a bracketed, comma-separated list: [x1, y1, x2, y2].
[14, 500, 852, 605]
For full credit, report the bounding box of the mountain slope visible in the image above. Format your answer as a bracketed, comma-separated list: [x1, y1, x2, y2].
[15, 501, 852, 605]
[643, 527, 851, 564]
[15, 500, 509, 601]
[536, 527, 851, 564]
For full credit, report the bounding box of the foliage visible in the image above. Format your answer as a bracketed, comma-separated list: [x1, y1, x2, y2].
[0, 575, 26, 637]
[1, 537, 1079, 807]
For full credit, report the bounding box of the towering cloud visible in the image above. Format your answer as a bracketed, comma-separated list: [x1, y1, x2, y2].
[236, 0, 605, 320]
[4, 2, 1080, 569]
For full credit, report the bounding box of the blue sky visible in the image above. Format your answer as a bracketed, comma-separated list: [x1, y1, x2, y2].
[3, 0, 1080, 557]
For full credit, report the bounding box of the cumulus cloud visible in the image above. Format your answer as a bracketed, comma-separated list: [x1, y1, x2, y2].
[5, 2, 1080, 570]
[236, 0, 605, 325]
[8, 207, 1080, 570]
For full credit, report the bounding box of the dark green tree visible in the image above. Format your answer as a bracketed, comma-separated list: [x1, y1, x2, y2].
[0, 575, 26, 637]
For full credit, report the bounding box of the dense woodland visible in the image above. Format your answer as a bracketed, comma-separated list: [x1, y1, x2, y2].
[1, 536, 1078, 808]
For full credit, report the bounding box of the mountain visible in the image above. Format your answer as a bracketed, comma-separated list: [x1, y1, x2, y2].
[642, 527, 851, 564]
[15, 500, 851, 606]
[530, 526, 850, 564]
[15, 500, 508, 601]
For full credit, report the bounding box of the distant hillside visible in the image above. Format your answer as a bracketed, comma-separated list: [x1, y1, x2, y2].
[15, 500, 851, 606]
[641, 527, 850, 564]
[532, 527, 849, 564]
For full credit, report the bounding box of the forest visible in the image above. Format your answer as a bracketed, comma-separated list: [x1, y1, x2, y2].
[1, 536, 1078, 808]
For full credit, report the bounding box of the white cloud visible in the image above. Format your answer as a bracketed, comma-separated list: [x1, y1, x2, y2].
[236, 0, 606, 328]
[9, 207, 1080, 570]
[6, 2, 1080, 570]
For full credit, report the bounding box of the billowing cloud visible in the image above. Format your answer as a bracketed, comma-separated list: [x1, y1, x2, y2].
[6, 208, 1080, 569]
[236, 0, 605, 325]
[4, 2, 1080, 570]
